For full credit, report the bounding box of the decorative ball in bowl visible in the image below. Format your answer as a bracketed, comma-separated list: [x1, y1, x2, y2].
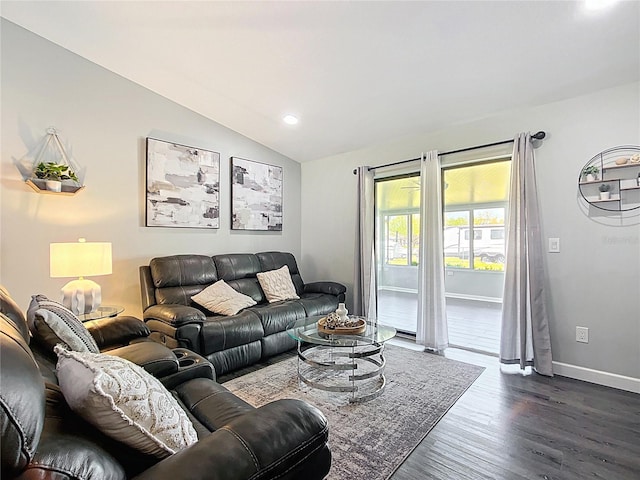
[318, 313, 366, 334]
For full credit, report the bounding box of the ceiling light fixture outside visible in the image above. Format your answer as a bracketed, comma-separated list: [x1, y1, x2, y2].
[283, 114, 299, 125]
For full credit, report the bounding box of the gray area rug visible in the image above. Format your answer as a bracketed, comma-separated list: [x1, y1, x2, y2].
[224, 344, 484, 480]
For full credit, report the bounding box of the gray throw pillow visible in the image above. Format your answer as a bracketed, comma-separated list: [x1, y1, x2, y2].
[29, 294, 99, 353]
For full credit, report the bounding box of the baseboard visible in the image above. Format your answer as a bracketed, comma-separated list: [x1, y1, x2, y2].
[552, 361, 640, 394]
[377, 287, 502, 304]
[444, 293, 502, 304]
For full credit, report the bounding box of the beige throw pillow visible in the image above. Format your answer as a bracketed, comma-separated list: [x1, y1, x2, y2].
[55, 346, 198, 458]
[256, 265, 300, 303]
[191, 280, 257, 316]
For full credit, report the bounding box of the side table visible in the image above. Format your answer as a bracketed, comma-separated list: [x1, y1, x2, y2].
[77, 305, 124, 322]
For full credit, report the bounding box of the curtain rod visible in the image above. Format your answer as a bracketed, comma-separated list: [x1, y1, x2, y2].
[352, 131, 546, 174]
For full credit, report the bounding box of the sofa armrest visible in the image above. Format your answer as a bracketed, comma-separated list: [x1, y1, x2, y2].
[133, 399, 330, 480]
[143, 304, 205, 327]
[304, 281, 347, 296]
[85, 315, 150, 350]
[106, 342, 179, 378]
[160, 348, 216, 388]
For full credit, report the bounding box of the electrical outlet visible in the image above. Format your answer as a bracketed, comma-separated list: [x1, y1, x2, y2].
[576, 326, 589, 343]
[548, 237, 560, 253]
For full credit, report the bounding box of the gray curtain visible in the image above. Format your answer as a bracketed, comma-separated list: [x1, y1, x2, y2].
[416, 151, 449, 350]
[501, 133, 553, 376]
[353, 166, 377, 320]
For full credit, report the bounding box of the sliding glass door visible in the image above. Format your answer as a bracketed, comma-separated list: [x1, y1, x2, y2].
[442, 159, 510, 353]
[374, 158, 511, 354]
[375, 175, 420, 333]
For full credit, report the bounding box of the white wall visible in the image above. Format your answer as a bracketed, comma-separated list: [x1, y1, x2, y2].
[301, 82, 640, 384]
[0, 20, 301, 316]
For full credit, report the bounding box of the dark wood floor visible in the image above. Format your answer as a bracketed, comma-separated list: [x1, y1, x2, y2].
[220, 343, 640, 480]
[390, 344, 640, 480]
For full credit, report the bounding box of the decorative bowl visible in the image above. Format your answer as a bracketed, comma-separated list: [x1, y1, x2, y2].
[317, 316, 366, 335]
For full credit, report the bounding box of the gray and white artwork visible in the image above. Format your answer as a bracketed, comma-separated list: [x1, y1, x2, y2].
[231, 157, 283, 231]
[146, 138, 220, 228]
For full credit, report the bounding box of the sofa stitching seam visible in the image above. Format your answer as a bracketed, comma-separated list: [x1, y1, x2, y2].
[0, 395, 35, 461]
[253, 424, 329, 475]
[221, 426, 260, 472]
[189, 390, 229, 409]
[267, 441, 326, 480]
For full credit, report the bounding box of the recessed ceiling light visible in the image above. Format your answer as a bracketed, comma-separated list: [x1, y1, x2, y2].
[283, 114, 299, 125]
[584, 0, 618, 11]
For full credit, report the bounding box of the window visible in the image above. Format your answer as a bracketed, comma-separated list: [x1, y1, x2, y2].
[376, 174, 421, 267]
[443, 160, 510, 271]
[382, 213, 420, 266]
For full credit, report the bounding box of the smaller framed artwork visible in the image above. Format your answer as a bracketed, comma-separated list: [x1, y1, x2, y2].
[231, 157, 283, 231]
[146, 138, 220, 228]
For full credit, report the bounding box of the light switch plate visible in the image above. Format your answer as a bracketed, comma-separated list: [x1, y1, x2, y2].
[548, 237, 560, 253]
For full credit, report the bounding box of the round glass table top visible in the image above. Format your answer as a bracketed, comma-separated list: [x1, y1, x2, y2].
[286, 315, 396, 347]
[78, 305, 124, 322]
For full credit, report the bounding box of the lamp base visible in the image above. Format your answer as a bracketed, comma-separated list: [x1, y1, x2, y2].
[60, 278, 102, 315]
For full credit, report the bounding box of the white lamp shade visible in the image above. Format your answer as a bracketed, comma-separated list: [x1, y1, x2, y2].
[50, 240, 112, 314]
[50, 242, 112, 278]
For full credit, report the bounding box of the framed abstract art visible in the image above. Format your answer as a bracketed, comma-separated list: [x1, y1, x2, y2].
[231, 157, 283, 231]
[146, 138, 220, 228]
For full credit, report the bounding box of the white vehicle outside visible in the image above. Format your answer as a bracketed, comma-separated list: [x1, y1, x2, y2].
[443, 225, 505, 263]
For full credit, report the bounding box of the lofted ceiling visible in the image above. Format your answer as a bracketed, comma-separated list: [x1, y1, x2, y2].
[1, 1, 639, 163]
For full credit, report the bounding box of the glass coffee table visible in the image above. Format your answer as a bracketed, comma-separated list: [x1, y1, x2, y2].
[286, 315, 396, 403]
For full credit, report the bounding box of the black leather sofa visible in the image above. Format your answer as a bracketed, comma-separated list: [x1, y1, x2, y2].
[0, 286, 331, 480]
[140, 251, 346, 375]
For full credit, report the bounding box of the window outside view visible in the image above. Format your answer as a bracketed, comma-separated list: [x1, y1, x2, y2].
[443, 207, 506, 271]
[384, 213, 420, 266]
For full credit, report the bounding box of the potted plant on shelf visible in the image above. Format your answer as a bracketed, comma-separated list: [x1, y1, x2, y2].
[34, 162, 79, 192]
[583, 165, 599, 182]
[599, 183, 611, 200]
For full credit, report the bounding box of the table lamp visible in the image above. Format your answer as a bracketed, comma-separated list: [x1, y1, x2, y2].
[50, 238, 112, 315]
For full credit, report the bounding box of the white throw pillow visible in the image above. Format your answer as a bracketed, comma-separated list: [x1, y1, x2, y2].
[256, 265, 300, 303]
[55, 346, 198, 458]
[191, 280, 257, 316]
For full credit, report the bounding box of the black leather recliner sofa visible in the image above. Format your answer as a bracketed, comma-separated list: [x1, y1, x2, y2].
[140, 251, 346, 375]
[0, 286, 331, 480]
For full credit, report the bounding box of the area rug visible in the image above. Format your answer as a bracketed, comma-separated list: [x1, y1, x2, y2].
[224, 344, 484, 480]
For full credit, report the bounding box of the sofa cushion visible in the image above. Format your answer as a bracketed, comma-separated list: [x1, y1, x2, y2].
[0, 285, 30, 341]
[55, 346, 198, 458]
[0, 313, 46, 476]
[249, 300, 306, 336]
[192, 280, 257, 316]
[296, 293, 340, 317]
[225, 278, 265, 303]
[149, 255, 217, 288]
[256, 266, 300, 303]
[256, 251, 305, 295]
[200, 310, 264, 354]
[213, 253, 261, 281]
[86, 315, 150, 350]
[173, 378, 254, 431]
[29, 295, 99, 353]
